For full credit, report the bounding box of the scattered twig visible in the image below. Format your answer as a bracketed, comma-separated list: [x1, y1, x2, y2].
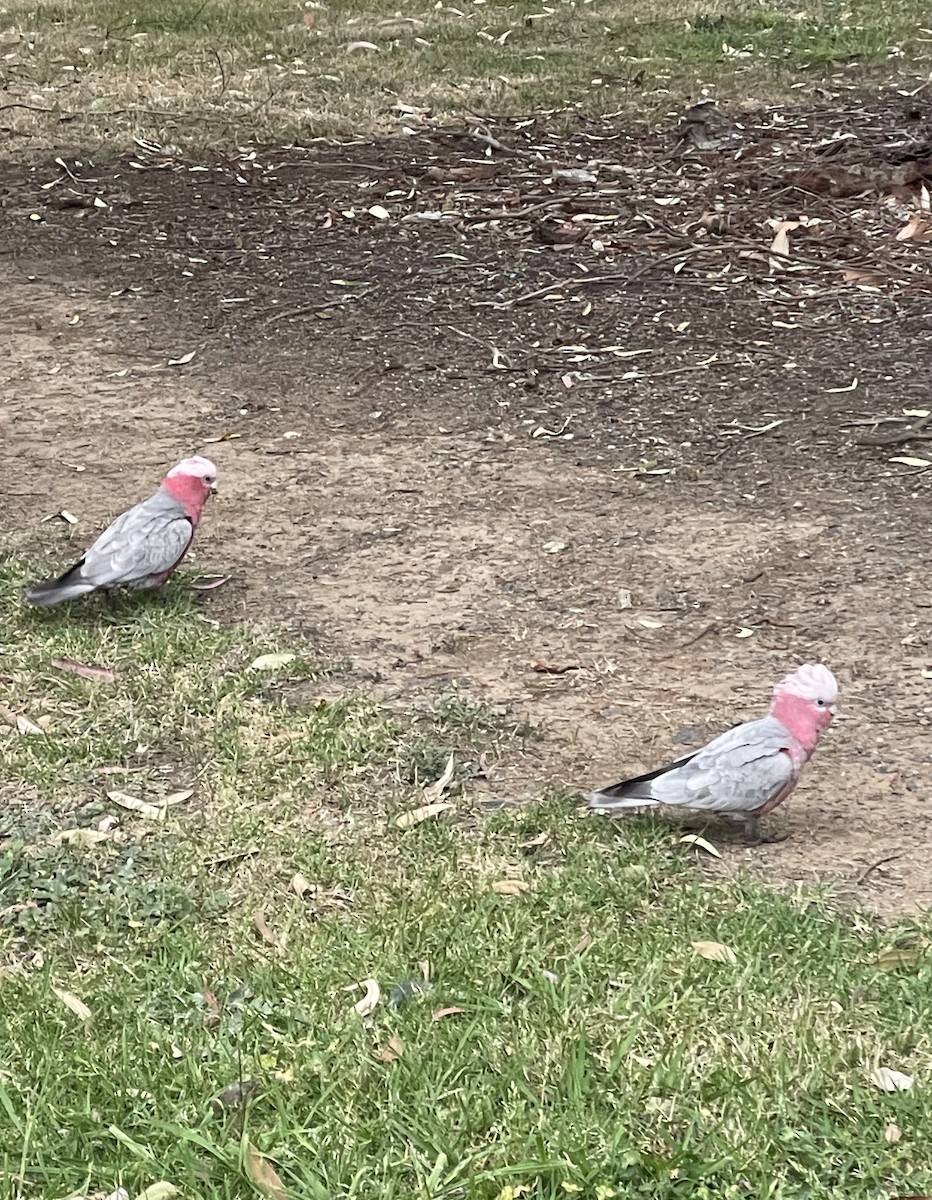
[1, 102, 239, 121]
[840, 417, 906, 428]
[264, 288, 376, 325]
[856, 413, 932, 447]
[472, 247, 718, 310]
[462, 197, 577, 223]
[731, 233, 919, 282]
[204, 848, 259, 868]
[465, 123, 556, 167]
[856, 852, 903, 885]
[210, 46, 230, 101]
[279, 160, 396, 173]
[658, 623, 719, 659]
[0, 102, 57, 113]
[575, 360, 733, 384]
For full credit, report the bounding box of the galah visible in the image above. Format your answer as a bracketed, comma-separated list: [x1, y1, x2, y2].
[587, 663, 838, 842]
[26, 456, 218, 607]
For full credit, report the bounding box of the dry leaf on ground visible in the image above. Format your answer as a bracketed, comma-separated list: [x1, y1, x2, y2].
[245, 1140, 289, 1199]
[51, 828, 113, 847]
[432, 1006, 466, 1021]
[250, 652, 297, 671]
[376, 1035, 405, 1062]
[346, 977, 381, 1017]
[136, 1184, 180, 1200]
[491, 880, 529, 896]
[395, 802, 453, 829]
[253, 909, 286, 950]
[52, 987, 92, 1021]
[423, 751, 456, 801]
[691, 940, 737, 964]
[768, 218, 803, 266]
[897, 213, 932, 242]
[877, 946, 923, 970]
[291, 872, 312, 897]
[51, 658, 118, 681]
[201, 988, 222, 1019]
[679, 834, 722, 858]
[162, 788, 194, 806]
[106, 791, 165, 821]
[189, 574, 231, 591]
[0, 704, 44, 735]
[870, 1066, 914, 1092]
[890, 456, 932, 468]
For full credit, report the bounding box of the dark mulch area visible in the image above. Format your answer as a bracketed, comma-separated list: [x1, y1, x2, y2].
[4, 94, 932, 482]
[4, 98, 932, 910]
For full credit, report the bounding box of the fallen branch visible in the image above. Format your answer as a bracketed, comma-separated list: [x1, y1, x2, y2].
[264, 288, 376, 325]
[472, 247, 718, 310]
[0, 102, 57, 113]
[465, 122, 556, 167]
[856, 852, 902, 885]
[658, 623, 719, 659]
[856, 413, 932, 447]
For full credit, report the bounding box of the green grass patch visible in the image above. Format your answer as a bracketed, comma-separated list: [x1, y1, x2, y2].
[0, 0, 929, 151]
[1, 557, 932, 1197]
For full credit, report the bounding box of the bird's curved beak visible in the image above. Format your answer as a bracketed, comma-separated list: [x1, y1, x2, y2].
[210, 482, 219, 495]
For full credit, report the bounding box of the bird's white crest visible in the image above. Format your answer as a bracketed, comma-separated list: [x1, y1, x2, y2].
[166, 455, 218, 479]
[774, 662, 838, 705]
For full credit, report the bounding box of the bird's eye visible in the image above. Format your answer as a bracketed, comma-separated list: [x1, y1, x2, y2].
[816, 698, 825, 706]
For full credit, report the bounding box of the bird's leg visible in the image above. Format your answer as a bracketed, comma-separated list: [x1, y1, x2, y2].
[742, 815, 789, 845]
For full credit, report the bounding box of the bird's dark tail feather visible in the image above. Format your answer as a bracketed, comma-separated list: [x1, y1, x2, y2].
[25, 561, 94, 607]
[587, 750, 699, 810]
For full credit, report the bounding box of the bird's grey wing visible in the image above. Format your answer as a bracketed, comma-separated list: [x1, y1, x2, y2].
[81, 495, 192, 586]
[651, 717, 794, 814]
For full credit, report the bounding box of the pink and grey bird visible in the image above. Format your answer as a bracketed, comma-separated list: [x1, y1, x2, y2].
[587, 663, 838, 842]
[26, 456, 218, 607]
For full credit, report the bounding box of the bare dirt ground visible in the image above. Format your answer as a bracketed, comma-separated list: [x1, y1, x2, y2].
[4, 97, 932, 912]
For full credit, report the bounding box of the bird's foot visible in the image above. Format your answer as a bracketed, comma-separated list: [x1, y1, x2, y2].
[742, 818, 789, 845]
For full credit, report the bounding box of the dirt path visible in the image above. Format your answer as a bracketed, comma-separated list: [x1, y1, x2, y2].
[4, 101, 932, 912]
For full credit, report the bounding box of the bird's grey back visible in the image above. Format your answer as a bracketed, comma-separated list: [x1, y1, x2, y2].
[82, 486, 192, 585]
[650, 713, 795, 813]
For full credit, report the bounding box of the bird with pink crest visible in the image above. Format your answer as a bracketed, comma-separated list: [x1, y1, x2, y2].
[26, 456, 218, 607]
[587, 663, 839, 843]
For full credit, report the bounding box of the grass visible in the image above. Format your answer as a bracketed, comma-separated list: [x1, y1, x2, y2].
[1, 556, 932, 1199]
[1, 0, 931, 151]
